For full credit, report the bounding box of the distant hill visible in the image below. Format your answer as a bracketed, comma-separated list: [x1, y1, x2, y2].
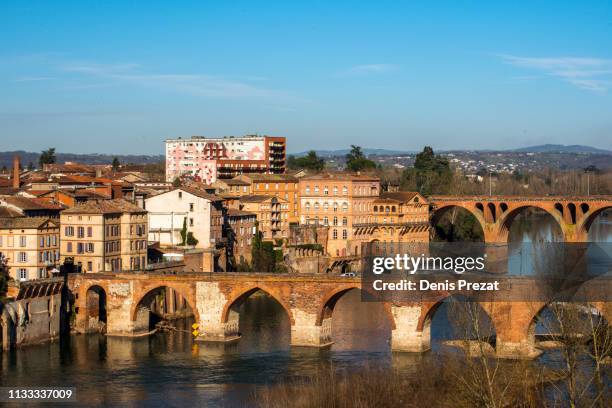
[291, 148, 416, 157]
[0, 150, 164, 169]
[511, 144, 611, 154]
[292, 144, 611, 157]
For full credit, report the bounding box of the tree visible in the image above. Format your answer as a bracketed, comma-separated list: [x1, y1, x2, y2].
[39, 148, 56, 168]
[287, 150, 325, 171]
[112, 157, 120, 171]
[401, 146, 452, 195]
[173, 177, 182, 187]
[251, 222, 277, 272]
[186, 232, 198, 246]
[345, 145, 376, 172]
[27, 162, 34, 171]
[180, 217, 187, 245]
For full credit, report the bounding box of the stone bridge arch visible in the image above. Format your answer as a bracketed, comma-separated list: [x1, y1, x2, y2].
[576, 204, 612, 241]
[130, 282, 199, 334]
[496, 204, 565, 243]
[430, 203, 487, 239]
[221, 284, 294, 324]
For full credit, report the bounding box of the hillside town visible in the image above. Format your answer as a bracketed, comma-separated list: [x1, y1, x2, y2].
[0, 135, 432, 289]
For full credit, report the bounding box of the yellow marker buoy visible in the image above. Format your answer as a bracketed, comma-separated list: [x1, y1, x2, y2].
[192, 323, 199, 330]
[192, 330, 199, 337]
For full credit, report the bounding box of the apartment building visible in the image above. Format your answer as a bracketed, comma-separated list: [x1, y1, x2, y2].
[234, 174, 300, 224]
[165, 135, 286, 183]
[60, 199, 148, 273]
[299, 173, 380, 257]
[145, 187, 225, 249]
[225, 209, 257, 268]
[0, 217, 60, 281]
[236, 195, 289, 241]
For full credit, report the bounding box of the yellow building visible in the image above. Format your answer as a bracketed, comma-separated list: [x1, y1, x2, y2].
[299, 173, 380, 257]
[0, 217, 60, 281]
[60, 199, 148, 273]
[353, 191, 430, 247]
[236, 195, 289, 241]
[231, 174, 300, 224]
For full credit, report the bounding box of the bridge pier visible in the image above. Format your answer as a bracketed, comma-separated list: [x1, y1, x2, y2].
[290, 309, 332, 347]
[390, 305, 430, 352]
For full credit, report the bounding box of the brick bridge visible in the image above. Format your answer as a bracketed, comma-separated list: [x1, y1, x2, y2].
[69, 272, 612, 359]
[430, 196, 612, 243]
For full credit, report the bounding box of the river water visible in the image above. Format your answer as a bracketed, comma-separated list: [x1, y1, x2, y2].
[1, 210, 610, 407]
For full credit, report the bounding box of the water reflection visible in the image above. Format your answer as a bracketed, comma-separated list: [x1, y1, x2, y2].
[0, 212, 609, 407]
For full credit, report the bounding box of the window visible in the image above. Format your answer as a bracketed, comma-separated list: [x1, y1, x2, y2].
[323, 216, 329, 225]
[87, 227, 92, 237]
[77, 243, 84, 254]
[342, 217, 348, 226]
[333, 229, 338, 239]
[333, 203, 338, 212]
[87, 261, 93, 272]
[314, 202, 320, 210]
[189, 203, 194, 212]
[342, 203, 348, 212]
[40, 237, 45, 247]
[333, 186, 338, 195]
[19, 268, 27, 280]
[324, 186, 329, 195]
[343, 186, 348, 194]
[38, 268, 46, 279]
[67, 242, 72, 253]
[314, 186, 319, 194]
[77, 227, 85, 238]
[305, 202, 310, 211]
[342, 229, 348, 239]
[65, 226, 74, 236]
[18, 252, 27, 262]
[333, 216, 338, 226]
[323, 202, 329, 211]
[178, 191, 182, 199]
[189, 218, 194, 226]
[87, 243, 94, 253]
[47, 236, 51, 246]
[306, 186, 310, 194]
[19, 236, 26, 247]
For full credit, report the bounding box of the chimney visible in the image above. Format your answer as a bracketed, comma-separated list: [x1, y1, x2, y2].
[12, 155, 20, 189]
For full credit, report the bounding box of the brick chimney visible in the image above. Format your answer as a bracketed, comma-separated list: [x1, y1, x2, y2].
[12, 155, 20, 189]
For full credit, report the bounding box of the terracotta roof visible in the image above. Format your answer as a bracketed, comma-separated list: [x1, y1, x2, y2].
[219, 178, 251, 186]
[0, 195, 65, 211]
[238, 194, 285, 203]
[380, 192, 424, 202]
[176, 187, 224, 202]
[61, 199, 146, 215]
[0, 217, 57, 229]
[227, 209, 257, 217]
[0, 207, 22, 217]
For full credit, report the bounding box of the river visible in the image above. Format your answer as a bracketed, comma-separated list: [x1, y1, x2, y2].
[1, 210, 610, 407]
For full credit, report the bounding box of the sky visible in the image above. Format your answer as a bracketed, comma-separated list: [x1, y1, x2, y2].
[1, 1, 611, 155]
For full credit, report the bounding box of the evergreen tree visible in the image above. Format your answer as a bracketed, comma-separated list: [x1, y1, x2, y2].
[345, 145, 376, 172]
[39, 148, 56, 167]
[112, 157, 120, 171]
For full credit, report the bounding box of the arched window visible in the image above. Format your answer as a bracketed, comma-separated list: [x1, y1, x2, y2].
[314, 202, 320, 210]
[323, 216, 329, 225]
[391, 206, 396, 212]
[324, 186, 329, 195]
[373, 205, 378, 212]
[333, 186, 338, 195]
[305, 202, 310, 211]
[333, 202, 338, 212]
[342, 185, 348, 194]
[333, 216, 338, 226]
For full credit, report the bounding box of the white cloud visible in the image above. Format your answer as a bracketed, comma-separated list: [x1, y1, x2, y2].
[498, 54, 612, 93]
[343, 64, 398, 76]
[59, 62, 282, 98]
[13, 76, 55, 82]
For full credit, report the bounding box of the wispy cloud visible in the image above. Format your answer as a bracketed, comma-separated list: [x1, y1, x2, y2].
[343, 64, 399, 76]
[498, 54, 612, 93]
[59, 62, 281, 98]
[13, 76, 56, 82]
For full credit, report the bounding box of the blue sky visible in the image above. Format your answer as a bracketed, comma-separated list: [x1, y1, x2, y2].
[1, 1, 611, 154]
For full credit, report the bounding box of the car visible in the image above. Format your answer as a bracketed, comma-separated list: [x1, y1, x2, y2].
[340, 272, 356, 277]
